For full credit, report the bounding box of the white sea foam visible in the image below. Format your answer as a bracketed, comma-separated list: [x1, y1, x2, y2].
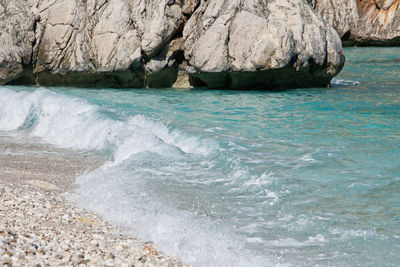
[0, 87, 114, 150]
[0, 87, 215, 160]
[329, 228, 383, 240]
[2, 79, 400, 266]
[0, 87, 275, 266]
[300, 155, 315, 163]
[73, 166, 270, 267]
[267, 234, 326, 247]
[330, 78, 361, 87]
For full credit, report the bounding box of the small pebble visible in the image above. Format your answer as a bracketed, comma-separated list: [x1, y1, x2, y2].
[0, 184, 182, 266]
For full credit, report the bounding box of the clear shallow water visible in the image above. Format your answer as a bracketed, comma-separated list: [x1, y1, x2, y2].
[0, 47, 399, 266]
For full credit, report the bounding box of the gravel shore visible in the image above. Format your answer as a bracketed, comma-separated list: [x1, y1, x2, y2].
[0, 136, 183, 267]
[0, 183, 182, 267]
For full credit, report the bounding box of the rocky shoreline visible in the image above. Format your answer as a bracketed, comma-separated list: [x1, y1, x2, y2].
[0, 0, 345, 90]
[0, 136, 183, 267]
[2, 1, 399, 90]
[0, 183, 182, 266]
[310, 0, 400, 46]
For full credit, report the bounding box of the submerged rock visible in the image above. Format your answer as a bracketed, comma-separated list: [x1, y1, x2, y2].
[311, 0, 400, 46]
[0, 0, 345, 89]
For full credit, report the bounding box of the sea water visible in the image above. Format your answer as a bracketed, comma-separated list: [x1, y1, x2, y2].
[0, 47, 399, 266]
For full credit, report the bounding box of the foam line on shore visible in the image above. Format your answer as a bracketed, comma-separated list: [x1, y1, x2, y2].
[0, 183, 181, 266]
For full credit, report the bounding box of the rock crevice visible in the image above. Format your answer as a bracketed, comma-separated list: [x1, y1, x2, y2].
[311, 0, 400, 46]
[184, 0, 344, 89]
[1, 0, 345, 89]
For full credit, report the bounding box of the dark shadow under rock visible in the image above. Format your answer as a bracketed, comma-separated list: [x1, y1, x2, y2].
[11, 69, 145, 89]
[354, 36, 400, 47]
[7, 64, 35, 86]
[145, 66, 179, 88]
[189, 65, 335, 90]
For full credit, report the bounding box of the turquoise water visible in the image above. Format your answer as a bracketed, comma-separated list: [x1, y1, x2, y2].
[0, 47, 399, 266]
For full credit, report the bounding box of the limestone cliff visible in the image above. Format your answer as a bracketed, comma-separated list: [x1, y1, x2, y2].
[311, 0, 400, 46]
[31, 0, 189, 87]
[184, 0, 344, 89]
[0, 0, 35, 84]
[0, 0, 345, 89]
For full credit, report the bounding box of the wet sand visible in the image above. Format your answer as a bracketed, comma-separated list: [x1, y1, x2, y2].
[0, 133, 103, 191]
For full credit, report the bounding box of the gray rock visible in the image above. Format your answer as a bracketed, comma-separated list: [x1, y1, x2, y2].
[1, 0, 345, 89]
[311, 0, 400, 46]
[375, 0, 397, 10]
[0, 0, 35, 85]
[2, 0, 188, 88]
[354, 0, 400, 45]
[34, 0, 184, 72]
[311, 0, 359, 38]
[183, 0, 345, 89]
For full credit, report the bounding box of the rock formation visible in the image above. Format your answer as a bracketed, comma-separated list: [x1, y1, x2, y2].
[184, 0, 344, 89]
[311, 0, 400, 46]
[0, 0, 35, 84]
[31, 0, 189, 87]
[0, 0, 345, 90]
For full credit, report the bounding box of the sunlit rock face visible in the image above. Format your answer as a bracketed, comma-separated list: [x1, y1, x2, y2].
[0, 0, 36, 84]
[183, 0, 345, 89]
[0, 0, 345, 89]
[31, 0, 189, 87]
[311, 0, 400, 46]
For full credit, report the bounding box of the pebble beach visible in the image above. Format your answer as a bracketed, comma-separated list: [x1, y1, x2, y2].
[0, 136, 182, 267]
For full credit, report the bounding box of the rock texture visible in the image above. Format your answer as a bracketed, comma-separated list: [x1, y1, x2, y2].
[184, 0, 345, 89]
[0, 0, 345, 89]
[32, 0, 188, 87]
[311, 0, 400, 46]
[0, 0, 35, 84]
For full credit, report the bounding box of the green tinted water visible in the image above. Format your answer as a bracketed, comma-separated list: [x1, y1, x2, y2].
[0, 47, 399, 266]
